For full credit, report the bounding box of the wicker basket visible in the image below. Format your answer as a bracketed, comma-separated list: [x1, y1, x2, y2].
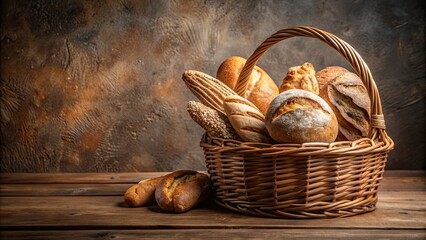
[200, 26, 394, 219]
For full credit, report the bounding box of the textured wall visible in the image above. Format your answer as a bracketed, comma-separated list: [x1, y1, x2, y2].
[1, 0, 425, 172]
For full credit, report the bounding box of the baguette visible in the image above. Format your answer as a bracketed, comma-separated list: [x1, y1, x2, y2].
[155, 170, 212, 213]
[124, 176, 163, 207]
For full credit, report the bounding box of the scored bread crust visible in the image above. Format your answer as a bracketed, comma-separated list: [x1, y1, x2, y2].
[223, 95, 274, 143]
[216, 56, 279, 115]
[265, 89, 338, 143]
[155, 170, 212, 213]
[182, 70, 237, 115]
[315, 66, 350, 90]
[320, 72, 371, 140]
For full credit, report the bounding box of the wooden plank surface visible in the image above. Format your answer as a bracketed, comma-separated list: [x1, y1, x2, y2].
[1, 229, 425, 240]
[0, 171, 425, 240]
[0, 193, 425, 230]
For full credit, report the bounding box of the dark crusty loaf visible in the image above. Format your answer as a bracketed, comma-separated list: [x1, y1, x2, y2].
[315, 66, 350, 90]
[319, 72, 371, 141]
[155, 170, 212, 213]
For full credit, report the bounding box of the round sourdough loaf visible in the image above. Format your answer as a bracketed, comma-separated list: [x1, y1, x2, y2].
[265, 89, 338, 143]
[319, 72, 371, 141]
[216, 56, 279, 115]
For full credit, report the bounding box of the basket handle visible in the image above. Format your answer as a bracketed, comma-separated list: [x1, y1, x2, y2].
[235, 26, 386, 133]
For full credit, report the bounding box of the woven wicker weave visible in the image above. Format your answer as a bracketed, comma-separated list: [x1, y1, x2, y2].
[201, 26, 394, 218]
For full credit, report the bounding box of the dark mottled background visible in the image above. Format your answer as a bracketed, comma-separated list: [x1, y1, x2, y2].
[1, 0, 425, 172]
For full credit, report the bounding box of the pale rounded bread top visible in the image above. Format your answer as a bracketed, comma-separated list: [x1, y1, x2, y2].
[266, 89, 334, 118]
[265, 89, 338, 143]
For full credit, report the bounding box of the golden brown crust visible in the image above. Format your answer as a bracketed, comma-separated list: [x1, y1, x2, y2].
[216, 56, 279, 115]
[265, 89, 338, 143]
[182, 70, 237, 115]
[319, 72, 371, 141]
[315, 66, 350, 90]
[124, 176, 163, 207]
[279, 62, 319, 94]
[155, 170, 212, 213]
[223, 95, 274, 143]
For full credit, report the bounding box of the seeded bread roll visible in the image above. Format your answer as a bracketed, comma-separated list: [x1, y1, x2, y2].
[265, 89, 338, 143]
[124, 176, 163, 207]
[187, 101, 241, 140]
[315, 66, 350, 90]
[216, 56, 279, 115]
[319, 72, 371, 141]
[223, 95, 273, 143]
[279, 62, 319, 94]
[155, 170, 212, 213]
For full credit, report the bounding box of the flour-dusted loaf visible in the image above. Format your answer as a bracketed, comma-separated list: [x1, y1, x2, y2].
[223, 95, 273, 143]
[319, 72, 371, 141]
[124, 176, 163, 207]
[279, 62, 319, 95]
[155, 170, 212, 213]
[265, 89, 338, 143]
[315, 66, 350, 90]
[216, 56, 279, 115]
[187, 101, 241, 140]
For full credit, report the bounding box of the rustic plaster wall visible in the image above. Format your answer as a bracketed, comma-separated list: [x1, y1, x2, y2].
[1, 0, 425, 172]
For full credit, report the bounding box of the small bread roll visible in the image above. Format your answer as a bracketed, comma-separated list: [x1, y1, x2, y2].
[124, 176, 163, 207]
[319, 72, 371, 141]
[265, 89, 338, 143]
[315, 66, 350, 90]
[223, 95, 273, 143]
[216, 56, 279, 115]
[279, 62, 319, 94]
[155, 170, 212, 213]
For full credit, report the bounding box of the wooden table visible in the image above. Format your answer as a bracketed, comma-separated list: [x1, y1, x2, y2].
[1, 171, 425, 239]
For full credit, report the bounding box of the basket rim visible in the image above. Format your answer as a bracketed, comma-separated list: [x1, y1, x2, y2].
[201, 132, 394, 155]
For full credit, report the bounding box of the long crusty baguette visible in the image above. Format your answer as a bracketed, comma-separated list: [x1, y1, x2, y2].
[124, 176, 163, 207]
[155, 170, 212, 213]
